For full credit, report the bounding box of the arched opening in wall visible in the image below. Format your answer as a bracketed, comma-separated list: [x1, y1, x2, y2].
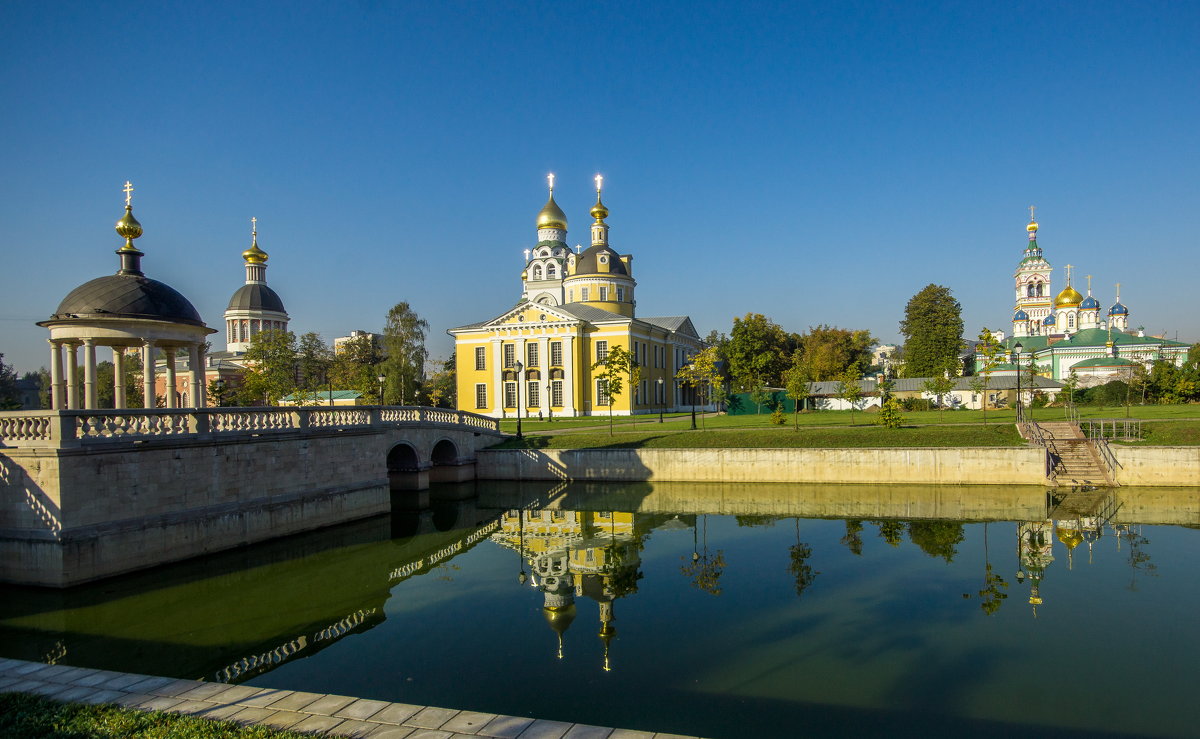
[431, 501, 460, 531]
[387, 443, 420, 473]
[431, 439, 458, 466]
[387, 442, 429, 508]
[430, 438, 476, 490]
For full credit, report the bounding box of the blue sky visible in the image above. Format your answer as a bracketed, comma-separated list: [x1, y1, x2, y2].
[2, 1, 1197, 373]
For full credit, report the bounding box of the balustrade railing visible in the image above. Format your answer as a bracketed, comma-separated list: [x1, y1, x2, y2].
[0, 405, 499, 448]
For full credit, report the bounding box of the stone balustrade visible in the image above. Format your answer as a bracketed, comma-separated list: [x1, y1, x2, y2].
[0, 406, 500, 449]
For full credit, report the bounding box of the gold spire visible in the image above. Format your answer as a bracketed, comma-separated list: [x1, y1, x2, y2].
[242, 216, 269, 264]
[1026, 205, 1038, 233]
[115, 180, 143, 250]
[590, 173, 608, 221]
[536, 173, 568, 231]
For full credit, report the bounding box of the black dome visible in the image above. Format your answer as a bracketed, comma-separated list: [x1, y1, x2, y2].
[227, 283, 287, 314]
[51, 274, 205, 326]
[571, 245, 628, 276]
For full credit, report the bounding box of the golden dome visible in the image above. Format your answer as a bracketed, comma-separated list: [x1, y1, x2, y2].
[1056, 528, 1083, 550]
[115, 206, 143, 242]
[543, 604, 577, 633]
[243, 238, 268, 264]
[1054, 285, 1083, 308]
[1026, 221, 1038, 232]
[590, 193, 608, 221]
[536, 193, 568, 231]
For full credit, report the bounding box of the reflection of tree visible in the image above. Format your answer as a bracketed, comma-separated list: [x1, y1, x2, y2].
[788, 520, 819, 598]
[975, 523, 1007, 615]
[681, 515, 725, 596]
[907, 521, 965, 562]
[872, 520, 905, 547]
[840, 519, 864, 556]
[1119, 525, 1158, 591]
[607, 542, 644, 598]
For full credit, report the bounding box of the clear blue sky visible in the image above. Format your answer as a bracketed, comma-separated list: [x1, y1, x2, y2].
[2, 0, 1197, 373]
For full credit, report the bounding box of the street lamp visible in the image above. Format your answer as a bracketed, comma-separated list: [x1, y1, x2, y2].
[687, 363, 697, 430]
[546, 382, 552, 422]
[1011, 342, 1023, 420]
[214, 378, 226, 407]
[377, 374, 385, 406]
[514, 360, 524, 438]
[657, 377, 664, 422]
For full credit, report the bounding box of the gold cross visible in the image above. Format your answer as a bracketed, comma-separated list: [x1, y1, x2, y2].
[123, 181, 134, 207]
[547, 173, 555, 192]
[251, 216, 257, 237]
[595, 173, 603, 193]
[1065, 264, 1073, 285]
[1116, 282, 1121, 300]
[1086, 274, 1092, 292]
[1029, 205, 1036, 222]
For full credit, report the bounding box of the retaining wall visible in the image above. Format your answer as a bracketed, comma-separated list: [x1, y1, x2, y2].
[1111, 446, 1200, 486]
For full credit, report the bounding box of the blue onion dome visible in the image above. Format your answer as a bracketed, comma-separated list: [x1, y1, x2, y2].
[1109, 302, 1129, 316]
[1043, 314, 1056, 326]
[1081, 295, 1100, 310]
[1014, 309, 1029, 321]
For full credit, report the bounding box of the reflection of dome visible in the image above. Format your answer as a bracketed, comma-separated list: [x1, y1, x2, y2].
[1056, 527, 1083, 550]
[1054, 285, 1083, 308]
[227, 283, 287, 313]
[543, 604, 577, 633]
[1081, 295, 1100, 310]
[52, 275, 205, 326]
[536, 194, 568, 231]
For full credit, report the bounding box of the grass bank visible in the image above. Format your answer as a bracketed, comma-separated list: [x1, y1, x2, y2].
[491, 423, 1025, 449]
[1115, 421, 1200, 446]
[0, 692, 305, 738]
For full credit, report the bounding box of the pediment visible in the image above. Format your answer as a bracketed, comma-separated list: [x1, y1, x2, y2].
[482, 301, 582, 328]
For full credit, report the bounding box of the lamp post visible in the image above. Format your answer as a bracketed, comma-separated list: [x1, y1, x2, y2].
[514, 360, 524, 438]
[657, 377, 664, 422]
[214, 378, 226, 407]
[687, 363, 697, 430]
[1012, 342, 1023, 421]
[377, 374, 385, 406]
[546, 382, 552, 422]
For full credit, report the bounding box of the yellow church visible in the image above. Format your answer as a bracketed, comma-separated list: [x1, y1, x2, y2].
[449, 175, 707, 418]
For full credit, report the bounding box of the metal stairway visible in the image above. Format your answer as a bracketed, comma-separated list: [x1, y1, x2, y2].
[1034, 421, 1119, 487]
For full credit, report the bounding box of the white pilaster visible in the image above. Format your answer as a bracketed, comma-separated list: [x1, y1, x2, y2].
[64, 342, 79, 410]
[189, 344, 204, 408]
[49, 340, 64, 410]
[113, 348, 126, 409]
[563, 333, 577, 416]
[538, 335, 550, 412]
[491, 338, 503, 418]
[164, 348, 178, 408]
[82, 339, 97, 409]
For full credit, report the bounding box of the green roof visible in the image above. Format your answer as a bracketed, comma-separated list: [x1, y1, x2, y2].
[1071, 357, 1139, 368]
[281, 390, 363, 401]
[1053, 328, 1189, 348]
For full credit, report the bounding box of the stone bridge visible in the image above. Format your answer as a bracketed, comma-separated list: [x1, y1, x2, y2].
[0, 406, 505, 587]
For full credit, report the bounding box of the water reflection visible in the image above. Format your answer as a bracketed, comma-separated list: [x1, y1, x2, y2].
[0, 482, 1196, 738]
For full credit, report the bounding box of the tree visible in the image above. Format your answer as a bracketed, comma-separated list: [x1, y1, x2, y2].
[424, 356, 456, 409]
[240, 329, 298, 405]
[922, 362, 957, 423]
[782, 352, 811, 429]
[381, 302, 429, 405]
[907, 521, 965, 563]
[835, 366, 863, 423]
[872, 520, 905, 547]
[0, 354, 19, 409]
[749, 383, 772, 415]
[296, 332, 333, 393]
[899, 284, 964, 378]
[972, 328, 1002, 423]
[330, 333, 382, 402]
[787, 518, 819, 599]
[591, 344, 639, 435]
[876, 392, 904, 429]
[840, 520, 864, 556]
[726, 313, 796, 391]
[26, 369, 52, 409]
[676, 346, 720, 429]
[797, 325, 876, 381]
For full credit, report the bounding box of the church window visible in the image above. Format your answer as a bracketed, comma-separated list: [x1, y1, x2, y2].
[548, 264, 557, 279]
[552, 380, 563, 406]
[600, 287, 608, 301]
[596, 341, 608, 362]
[475, 347, 486, 371]
[641, 379, 648, 405]
[551, 341, 562, 366]
[532, 265, 543, 280]
[527, 381, 539, 407]
[1068, 313, 1075, 329]
[617, 287, 624, 302]
[1028, 284, 1035, 297]
[1036, 283, 1044, 297]
[581, 287, 589, 301]
[503, 344, 515, 368]
[527, 343, 539, 367]
[596, 379, 610, 407]
[568, 289, 573, 302]
[504, 382, 517, 408]
[475, 384, 487, 408]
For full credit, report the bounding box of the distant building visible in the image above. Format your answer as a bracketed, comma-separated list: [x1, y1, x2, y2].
[279, 390, 362, 406]
[334, 330, 381, 355]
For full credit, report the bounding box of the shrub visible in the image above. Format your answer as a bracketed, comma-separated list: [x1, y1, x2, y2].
[900, 397, 932, 412]
[770, 407, 787, 425]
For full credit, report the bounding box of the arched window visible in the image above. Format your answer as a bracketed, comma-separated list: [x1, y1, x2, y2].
[547, 264, 557, 279]
[1027, 284, 1035, 297]
[532, 265, 543, 280]
[1068, 313, 1075, 329]
[1036, 283, 1044, 297]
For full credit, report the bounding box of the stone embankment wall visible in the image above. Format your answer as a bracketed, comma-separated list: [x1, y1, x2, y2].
[477, 447, 1051, 485]
[1110, 446, 1200, 486]
[0, 432, 389, 587]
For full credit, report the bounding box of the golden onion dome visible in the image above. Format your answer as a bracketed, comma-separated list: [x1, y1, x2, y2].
[536, 193, 568, 231]
[1026, 220, 1039, 233]
[1056, 528, 1083, 550]
[242, 236, 268, 264]
[1054, 285, 1083, 308]
[115, 206, 143, 241]
[590, 194, 609, 221]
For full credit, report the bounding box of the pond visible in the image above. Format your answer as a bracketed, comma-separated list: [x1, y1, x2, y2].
[1, 481, 1197, 738]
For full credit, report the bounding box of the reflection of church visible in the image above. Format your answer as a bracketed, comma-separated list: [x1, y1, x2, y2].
[491, 508, 651, 671]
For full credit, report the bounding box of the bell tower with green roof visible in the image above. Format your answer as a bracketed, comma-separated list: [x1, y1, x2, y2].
[1013, 207, 1053, 337]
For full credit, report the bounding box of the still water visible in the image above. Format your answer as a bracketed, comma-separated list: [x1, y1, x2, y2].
[1, 481, 1197, 738]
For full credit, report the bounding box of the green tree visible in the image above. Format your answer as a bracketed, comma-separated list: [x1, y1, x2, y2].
[835, 366, 863, 423]
[726, 313, 796, 391]
[380, 302, 429, 405]
[797, 325, 876, 381]
[26, 369, 52, 409]
[591, 344, 639, 435]
[922, 362, 957, 423]
[840, 520, 864, 556]
[425, 356, 456, 409]
[749, 383, 772, 415]
[330, 334, 383, 402]
[240, 329, 298, 405]
[676, 346, 720, 429]
[972, 328, 1002, 424]
[899, 284, 964, 378]
[876, 392, 904, 429]
[0, 354, 20, 409]
[872, 520, 905, 547]
[296, 332, 333, 393]
[782, 352, 811, 429]
[907, 521, 965, 563]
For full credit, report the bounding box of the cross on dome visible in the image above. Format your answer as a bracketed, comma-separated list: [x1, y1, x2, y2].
[547, 173, 555, 192]
[123, 181, 134, 207]
[595, 173, 603, 193]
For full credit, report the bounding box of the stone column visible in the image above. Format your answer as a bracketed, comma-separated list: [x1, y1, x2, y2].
[491, 338, 503, 417]
[64, 341, 79, 410]
[113, 348, 127, 409]
[562, 334, 576, 416]
[82, 338, 98, 409]
[164, 348, 178, 409]
[142, 340, 156, 409]
[49, 340, 64, 410]
[514, 338, 527, 418]
[192, 344, 207, 408]
[537, 336, 550, 413]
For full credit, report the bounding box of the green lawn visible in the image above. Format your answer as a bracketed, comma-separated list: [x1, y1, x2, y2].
[0, 692, 307, 738]
[492, 423, 1026, 449]
[1114, 421, 1200, 446]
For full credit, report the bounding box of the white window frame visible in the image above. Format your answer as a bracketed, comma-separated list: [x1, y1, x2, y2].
[551, 341, 563, 366]
[475, 347, 486, 371]
[596, 378, 610, 407]
[475, 383, 487, 409]
[527, 343, 539, 367]
[599, 286, 608, 301]
[581, 287, 589, 301]
[504, 382, 517, 408]
[527, 381, 540, 407]
[596, 340, 608, 362]
[552, 379, 563, 406]
[503, 344, 515, 368]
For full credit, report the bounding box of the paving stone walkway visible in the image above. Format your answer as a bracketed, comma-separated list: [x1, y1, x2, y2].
[0, 658, 700, 739]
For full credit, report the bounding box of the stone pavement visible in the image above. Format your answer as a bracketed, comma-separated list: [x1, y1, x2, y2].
[0, 658, 700, 739]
